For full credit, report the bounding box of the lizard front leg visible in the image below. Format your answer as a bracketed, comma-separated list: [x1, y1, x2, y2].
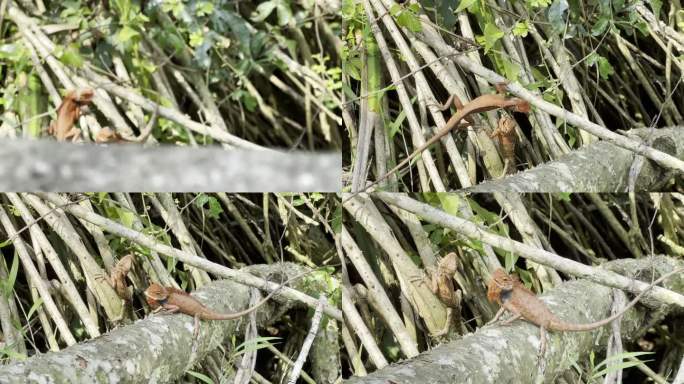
[486, 306, 507, 325]
[94, 272, 114, 287]
[500, 313, 522, 325]
[157, 304, 180, 315]
[486, 306, 522, 326]
[67, 127, 82, 143]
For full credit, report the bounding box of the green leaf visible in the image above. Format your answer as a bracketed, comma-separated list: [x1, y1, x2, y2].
[185, 371, 214, 384]
[512, 21, 529, 37]
[387, 96, 415, 139]
[481, 23, 504, 54]
[455, 0, 477, 13]
[504, 252, 518, 271]
[501, 58, 521, 82]
[161, 0, 184, 18]
[528, 0, 552, 7]
[592, 352, 655, 378]
[117, 26, 140, 44]
[194, 194, 223, 219]
[517, 269, 534, 288]
[189, 30, 204, 48]
[242, 93, 258, 112]
[195, 193, 210, 208]
[437, 194, 467, 217]
[1, 253, 18, 298]
[468, 199, 498, 227]
[206, 197, 223, 219]
[548, 0, 569, 33]
[59, 44, 84, 68]
[648, 0, 662, 18]
[429, 227, 444, 245]
[396, 9, 422, 32]
[566, 125, 576, 147]
[0, 346, 26, 361]
[332, 204, 342, 234]
[132, 58, 157, 74]
[233, 336, 282, 356]
[27, 298, 44, 320]
[593, 351, 654, 371]
[251, 1, 278, 22]
[407, 3, 420, 13]
[119, 210, 136, 229]
[195, 1, 214, 17]
[0, 43, 22, 61]
[276, 2, 293, 26]
[587, 53, 614, 80]
[634, 21, 649, 36]
[596, 56, 615, 79]
[591, 16, 610, 36]
[341, 0, 356, 18]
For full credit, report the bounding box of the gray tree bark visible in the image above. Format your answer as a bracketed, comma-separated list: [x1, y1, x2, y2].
[466, 127, 684, 192]
[0, 140, 340, 191]
[343, 256, 684, 384]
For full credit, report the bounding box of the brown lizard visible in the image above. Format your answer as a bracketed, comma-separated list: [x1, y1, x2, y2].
[486, 267, 682, 331]
[352, 92, 530, 195]
[48, 88, 95, 142]
[426, 252, 461, 308]
[144, 271, 309, 337]
[97, 254, 134, 301]
[489, 115, 518, 176]
[424, 252, 462, 336]
[486, 267, 683, 356]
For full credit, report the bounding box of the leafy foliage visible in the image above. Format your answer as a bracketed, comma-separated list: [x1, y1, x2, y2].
[2, 0, 340, 149]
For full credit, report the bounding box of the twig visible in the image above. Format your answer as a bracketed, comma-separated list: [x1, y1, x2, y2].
[286, 295, 326, 384]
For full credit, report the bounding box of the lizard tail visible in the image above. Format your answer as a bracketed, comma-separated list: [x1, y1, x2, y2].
[549, 267, 683, 332]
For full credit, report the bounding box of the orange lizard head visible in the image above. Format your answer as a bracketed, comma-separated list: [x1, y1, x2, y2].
[437, 252, 459, 275]
[118, 254, 134, 270]
[512, 100, 530, 113]
[72, 88, 94, 106]
[144, 283, 168, 308]
[486, 268, 516, 304]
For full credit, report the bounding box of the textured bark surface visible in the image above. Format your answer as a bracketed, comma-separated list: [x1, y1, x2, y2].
[343, 256, 684, 384]
[0, 263, 324, 384]
[0, 140, 340, 191]
[466, 127, 684, 192]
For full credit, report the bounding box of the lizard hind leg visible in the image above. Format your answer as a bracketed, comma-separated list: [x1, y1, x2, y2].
[191, 314, 201, 356]
[430, 308, 452, 337]
[534, 326, 549, 383]
[537, 326, 547, 360]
